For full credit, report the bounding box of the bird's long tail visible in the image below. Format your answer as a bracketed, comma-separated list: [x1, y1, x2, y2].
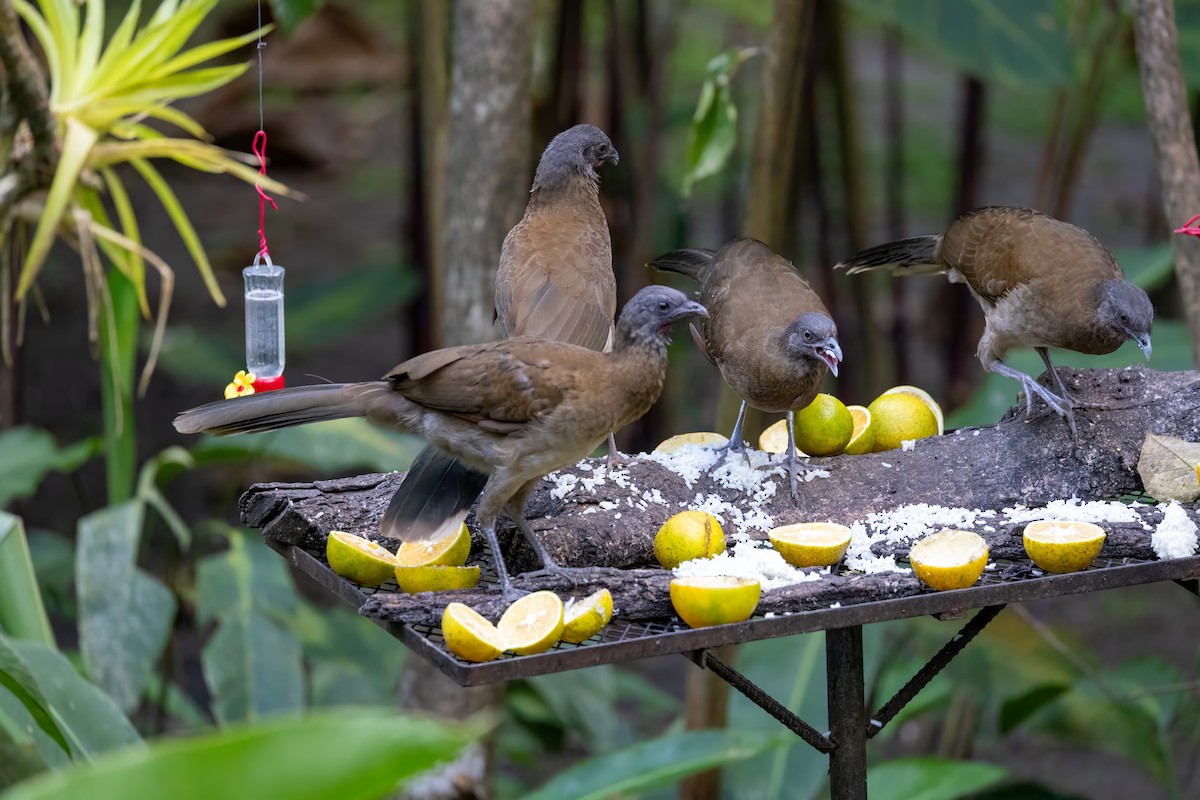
[835, 235, 943, 276]
[647, 248, 716, 281]
[173, 382, 391, 436]
[381, 446, 489, 543]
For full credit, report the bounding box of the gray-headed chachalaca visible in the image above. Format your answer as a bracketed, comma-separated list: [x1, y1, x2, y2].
[174, 286, 705, 596]
[382, 124, 620, 547]
[836, 206, 1154, 435]
[650, 238, 843, 500]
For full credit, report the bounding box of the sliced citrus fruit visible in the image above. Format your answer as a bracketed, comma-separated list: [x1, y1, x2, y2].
[768, 522, 853, 568]
[654, 432, 729, 454]
[908, 529, 989, 591]
[395, 565, 481, 593]
[1023, 520, 1105, 573]
[395, 522, 471, 567]
[757, 419, 811, 456]
[497, 591, 565, 655]
[669, 576, 761, 628]
[561, 588, 614, 644]
[842, 405, 875, 455]
[441, 602, 505, 663]
[326, 530, 398, 586]
[793, 394, 854, 456]
[866, 392, 939, 452]
[882, 385, 944, 435]
[654, 510, 726, 569]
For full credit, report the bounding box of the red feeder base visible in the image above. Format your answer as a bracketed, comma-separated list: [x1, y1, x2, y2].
[252, 374, 285, 392]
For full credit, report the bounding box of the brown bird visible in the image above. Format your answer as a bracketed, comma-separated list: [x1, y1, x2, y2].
[174, 286, 705, 597]
[382, 124, 620, 546]
[836, 207, 1153, 435]
[650, 238, 843, 500]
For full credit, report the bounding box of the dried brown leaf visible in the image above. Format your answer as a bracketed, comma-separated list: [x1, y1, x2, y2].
[1137, 433, 1200, 503]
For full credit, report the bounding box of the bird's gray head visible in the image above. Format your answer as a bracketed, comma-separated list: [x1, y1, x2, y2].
[617, 285, 707, 348]
[1097, 279, 1154, 360]
[785, 312, 843, 377]
[533, 124, 619, 191]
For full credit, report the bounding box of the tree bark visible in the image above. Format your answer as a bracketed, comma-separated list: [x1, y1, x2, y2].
[439, 0, 534, 348]
[1132, 0, 1200, 366]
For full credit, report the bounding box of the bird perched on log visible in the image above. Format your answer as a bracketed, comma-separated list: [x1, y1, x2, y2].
[835, 207, 1153, 436]
[649, 238, 843, 500]
[175, 286, 705, 597]
[383, 124, 620, 547]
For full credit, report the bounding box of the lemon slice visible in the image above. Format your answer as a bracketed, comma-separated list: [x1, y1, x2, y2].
[654, 432, 729, 454]
[757, 419, 812, 456]
[654, 510, 726, 569]
[908, 529, 989, 591]
[497, 591, 565, 655]
[326, 531, 398, 586]
[395, 565, 481, 593]
[768, 522, 852, 567]
[395, 522, 471, 567]
[842, 405, 875, 455]
[882, 385, 944, 435]
[669, 576, 761, 628]
[866, 392, 939, 452]
[561, 589, 614, 644]
[793, 393, 854, 456]
[1023, 520, 1105, 573]
[441, 602, 505, 663]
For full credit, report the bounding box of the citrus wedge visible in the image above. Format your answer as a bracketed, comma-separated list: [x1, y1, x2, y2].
[793, 394, 854, 456]
[395, 565, 481, 593]
[758, 419, 812, 456]
[842, 405, 875, 455]
[1023, 520, 1105, 573]
[326, 531, 398, 587]
[497, 591, 565, 655]
[395, 522, 471, 567]
[768, 522, 852, 568]
[654, 510, 725, 569]
[655, 431, 729, 454]
[669, 576, 761, 628]
[866, 392, 939, 452]
[561, 588, 614, 644]
[908, 529, 989, 591]
[441, 602, 505, 663]
[881, 385, 944, 435]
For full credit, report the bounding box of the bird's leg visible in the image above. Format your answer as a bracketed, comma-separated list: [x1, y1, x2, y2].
[989, 360, 1075, 437]
[710, 401, 751, 470]
[1037, 348, 1103, 411]
[786, 410, 801, 502]
[480, 524, 521, 602]
[604, 431, 629, 470]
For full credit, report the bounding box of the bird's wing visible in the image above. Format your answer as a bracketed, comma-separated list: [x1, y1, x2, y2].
[495, 204, 616, 351]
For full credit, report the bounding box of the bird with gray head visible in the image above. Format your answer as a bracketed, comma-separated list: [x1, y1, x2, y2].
[836, 206, 1153, 437]
[381, 124, 622, 553]
[649, 238, 843, 500]
[174, 285, 705, 598]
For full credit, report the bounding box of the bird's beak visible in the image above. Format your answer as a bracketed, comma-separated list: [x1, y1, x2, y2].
[816, 338, 843, 378]
[1133, 330, 1152, 361]
[670, 300, 707, 324]
[607, 148, 620, 166]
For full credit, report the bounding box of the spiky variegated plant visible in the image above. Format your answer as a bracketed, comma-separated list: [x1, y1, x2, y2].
[10, 0, 293, 383]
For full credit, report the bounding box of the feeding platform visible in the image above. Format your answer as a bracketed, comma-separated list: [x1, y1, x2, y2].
[242, 366, 1200, 798]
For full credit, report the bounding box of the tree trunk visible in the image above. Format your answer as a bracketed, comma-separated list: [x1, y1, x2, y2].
[1132, 0, 1200, 366]
[439, 0, 534, 348]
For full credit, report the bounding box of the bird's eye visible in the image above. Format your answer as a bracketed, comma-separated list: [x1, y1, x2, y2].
[1120, 313, 1129, 324]
[803, 331, 813, 341]
[658, 300, 670, 311]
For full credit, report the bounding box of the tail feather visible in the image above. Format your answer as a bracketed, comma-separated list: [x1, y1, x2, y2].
[381, 446, 489, 544]
[835, 235, 943, 276]
[173, 382, 386, 436]
[647, 248, 716, 281]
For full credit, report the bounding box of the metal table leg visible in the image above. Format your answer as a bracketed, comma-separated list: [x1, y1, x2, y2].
[826, 625, 868, 800]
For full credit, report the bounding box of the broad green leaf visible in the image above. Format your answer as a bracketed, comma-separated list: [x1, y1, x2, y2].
[269, 0, 328, 34]
[197, 531, 303, 724]
[26, 529, 75, 621]
[866, 757, 1009, 800]
[136, 448, 195, 550]
[0, 428, 96, 508]
[0, 636, 71, 757]
[0, 514, 55, 646]
[681, 49, 754, 197]
[8, 639, 141, 759]
[999, 684, 1070, 734]
[16, 117, 99, 300]
[147, 324, 244, 387]
[1137, 433, 1200, 503]
[191, 419, 423, 475]
[285, 261, 419, 350]
[843, 0, 1070, 88]
[526, 729, 785, 800]
[293, 604, 404, 708]
[524, 668, 629, 753]
[1113, 244, 1176, 292]
[98, 169, 146, 316]
[1, 709, 474, 800]
[77, 502, 176, 713]
[0, 733, 50, 788]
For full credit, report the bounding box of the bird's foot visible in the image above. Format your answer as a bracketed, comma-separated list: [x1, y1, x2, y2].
[605, 448, 631, 471]
[1016, 376, 1078, 439]
[709, 438, 751, 471]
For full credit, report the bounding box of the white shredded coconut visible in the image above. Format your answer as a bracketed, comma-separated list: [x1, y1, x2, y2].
[900, 439, 916, 452]
[1002, 498, 1141, 527]
[1152, 502, 1199, 560]
[672, 542, 823, 590]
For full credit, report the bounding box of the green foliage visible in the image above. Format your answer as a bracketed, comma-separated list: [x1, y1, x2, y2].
[268, 0, 328, 35]
[1, 708, 475, 800]
[681, 48, 759, 197]
[0, 514, 55, 645]
[292, 604, 405, 708]
[0, 429, 95, 509]
[524, 729, 786, 800]
[191, 419, 423, 475]
[866, 757, 1009, 800]
[196, 529, 304, 724]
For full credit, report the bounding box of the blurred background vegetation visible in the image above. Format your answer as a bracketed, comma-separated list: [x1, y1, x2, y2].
[1, 0, 1198, 798]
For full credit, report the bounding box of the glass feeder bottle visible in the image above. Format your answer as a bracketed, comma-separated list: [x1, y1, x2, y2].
[243, 261, 285, 389]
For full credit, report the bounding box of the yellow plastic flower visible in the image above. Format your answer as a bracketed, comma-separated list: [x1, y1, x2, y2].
[224, 370, 256, 399]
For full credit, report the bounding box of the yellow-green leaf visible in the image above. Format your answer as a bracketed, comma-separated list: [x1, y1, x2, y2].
[153, 26, 271, 79]
[12, 2, 63, 101]
[74, 0, 106, 98]
[100, 169, 147, 316]
[1138, 433, 1200, 503]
